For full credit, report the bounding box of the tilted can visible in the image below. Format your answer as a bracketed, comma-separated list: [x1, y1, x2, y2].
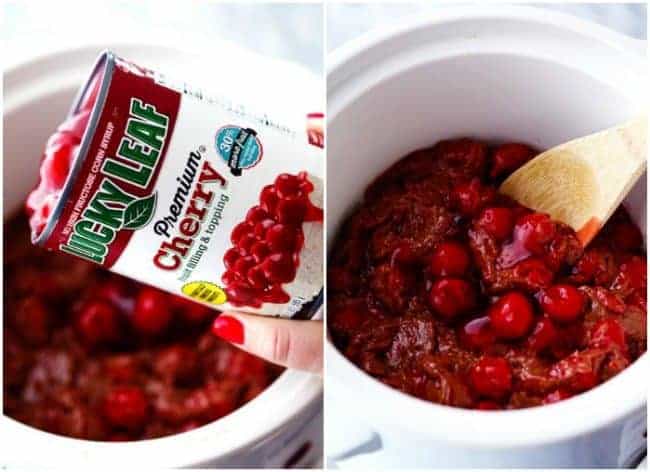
[30, 51, 323, 318]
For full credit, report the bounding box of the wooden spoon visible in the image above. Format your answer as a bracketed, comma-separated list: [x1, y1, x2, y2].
[500, 117, 647, 246]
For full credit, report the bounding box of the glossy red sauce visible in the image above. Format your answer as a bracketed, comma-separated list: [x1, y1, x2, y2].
[4, 215, 282, 440]
[223, 172, 323, 307]
[328, 138, 646, 409]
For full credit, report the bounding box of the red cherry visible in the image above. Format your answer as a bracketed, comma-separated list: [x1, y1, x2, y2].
[250, 241, 271, 263]
[526, 316, 558, 352]
[223, 248, 241, 270]
[513, 213, 555, 254]
[233, 256, 255, 276]
[490, 143, 535, 179]
[247, 265, 269, 289]
[276, 198, 307, 225]
[297, 171, 314, 191]
[75, 299, 122, 346]
[542, 389, 572, 405]
[231, 222, 254, 245]
[470, 356, 512, 399]
[246, 205, 269, 224]
[102, 386, 148, 430]
[476, 207, 514, 240]
[132, 287, 173, 336]
[430, 241, 471, 277]
[96, 277, 134, 314]
[589, 318, 627, 354]
[237, 234, 257, 255]
[487, 291, 534, 339]
[262, 253, 297, 284]
[539, 284, 584, 323]
[261, 285, 291, 304]
[275, 173, 302, 198]
[221, 270, 240, 286]
[259, 185, 279, 213]
[459, 316, 496, 350]
[225, 283, 263, 308]
[172, 296, 212, 324]
[254, 219, 275, 239]
[428, 277, 475, 318]
[266, 224, 299, 253]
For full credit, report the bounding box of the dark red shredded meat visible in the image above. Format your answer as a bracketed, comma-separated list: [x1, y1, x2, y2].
[3, 214, 282, 440]
[328, 138, 646, 409]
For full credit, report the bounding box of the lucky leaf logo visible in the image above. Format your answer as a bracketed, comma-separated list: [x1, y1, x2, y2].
[123, 192, 158, 230]
[60, 97, 170, 266]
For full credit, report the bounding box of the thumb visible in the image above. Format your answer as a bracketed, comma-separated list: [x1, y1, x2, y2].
[211, 313, 322, 373]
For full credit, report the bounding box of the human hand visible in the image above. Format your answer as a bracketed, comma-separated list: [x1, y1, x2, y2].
[212, 313, 322, 373]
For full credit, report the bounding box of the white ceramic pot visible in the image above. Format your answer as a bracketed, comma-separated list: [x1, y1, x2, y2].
[327, 6, 647, 468]
[3, 43, 323, 468]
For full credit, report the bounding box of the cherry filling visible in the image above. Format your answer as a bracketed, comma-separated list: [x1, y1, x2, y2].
[26, 68, 103, 239]
[222, 172, 322, 308]
[3, 215, 283, 441]
[328, 138, 646, 410]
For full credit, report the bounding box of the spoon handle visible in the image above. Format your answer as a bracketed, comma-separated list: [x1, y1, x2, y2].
[500, 117, 647, 246]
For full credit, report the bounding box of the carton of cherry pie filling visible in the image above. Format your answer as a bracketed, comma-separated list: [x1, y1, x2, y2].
[28, 51, 324, 318]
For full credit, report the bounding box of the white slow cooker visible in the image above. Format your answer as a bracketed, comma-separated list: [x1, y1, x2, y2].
[2, 42, 323, 468]
[327, 6, 647, 468]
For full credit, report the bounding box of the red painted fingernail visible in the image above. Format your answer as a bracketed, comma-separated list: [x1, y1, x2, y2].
[212, 315, 244, 344]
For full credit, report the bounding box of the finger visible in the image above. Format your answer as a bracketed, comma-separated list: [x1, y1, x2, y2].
[212, 313, 323, 373]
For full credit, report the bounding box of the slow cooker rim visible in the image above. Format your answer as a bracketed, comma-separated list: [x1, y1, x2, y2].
[327, 342, 647, 447]
[328, 4, 645, 84]
[325, 5, 648, 447]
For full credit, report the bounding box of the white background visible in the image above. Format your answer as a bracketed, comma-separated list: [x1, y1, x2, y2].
[1, 1, 324, 74]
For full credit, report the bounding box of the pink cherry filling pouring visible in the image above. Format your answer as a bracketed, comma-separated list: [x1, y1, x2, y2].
[26, 68, 103, 239]
[223, 172, 323, 307]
